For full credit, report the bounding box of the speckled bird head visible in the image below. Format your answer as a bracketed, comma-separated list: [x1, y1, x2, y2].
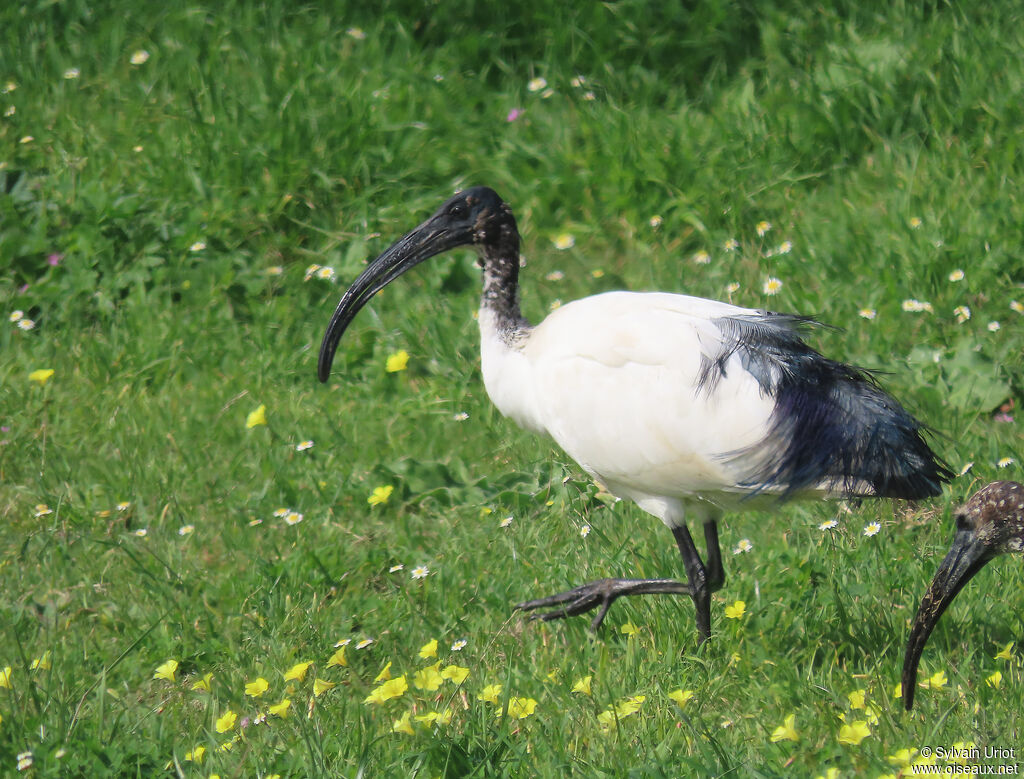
[902, 480, 1024, 710]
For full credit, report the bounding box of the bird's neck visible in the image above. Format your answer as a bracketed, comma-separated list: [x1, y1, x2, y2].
[479, 240, 531, 342]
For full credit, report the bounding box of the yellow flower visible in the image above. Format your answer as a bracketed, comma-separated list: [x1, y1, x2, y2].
[313, 678, 336, 697]
[0, 666, 12, 688]
[215, 709, 237, 733]
[572, 676, 592, 696]
[618, 695, 645, 717]
[986, 670, 1002, 689]
[327, 646, 347, 668]
[837, 719, 871, 746]
[864, 703, 881, 725]
[770, 713, 799, 743]
[245, 677, 269, 697]
[724, 600, 746, 619]
[619, 621, 640, 637]
[364, 675, 408, 704]
[995, 642, 1014, 661]
[909, 216, 922, 228]
[415, 709, 453, 727]
[392, 711, 415, 735]
[184, 745, 205, 763]
[949, 742, 976, 765]
[373, 661, 392, 681]
[762, 277, 783, 296]
[440, 664, 470, 685]
[385, 350, 409, 373]
[596, 710, 622, 729]
[418, 639, 438, 659]
[266, 700, 290, 716]
[368, 485, 394, 507]
[477, 683, 502, 704]
[30, 652, 51, 671]
[920, 670, 947, 690]
[598, 694, 646, 728]
[153, 659, 178, 682]
[268, 698, 291, 718]
[245, 404, 267, 428]
[815, 770, 841, 779]
[847, 689, 866, 710]
[887, 748, 917, 767]
[283, 661, 313, 682]
[413, 662, 444, 691]
[129, 49, 150, 65]
[502, 697, 538, 719]
[756, 220, 772, 236]
[668, 689, 693, 707]
[29, 368, 54, 385]
[192, 672, 213, 691]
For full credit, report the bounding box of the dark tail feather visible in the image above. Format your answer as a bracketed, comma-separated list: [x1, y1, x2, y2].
[737, 358, 952, 499]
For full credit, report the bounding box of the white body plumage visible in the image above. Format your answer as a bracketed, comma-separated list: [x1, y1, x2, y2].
[479, 292, 781, 527]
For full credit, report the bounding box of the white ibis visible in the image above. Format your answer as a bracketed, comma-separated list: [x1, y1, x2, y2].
[902, 481, 1024, 709]
[318, 186, 951, 643]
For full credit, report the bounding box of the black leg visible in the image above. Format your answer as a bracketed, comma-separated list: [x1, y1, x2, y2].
[702, 520, 725, 592]
[671, 524, 712, 643]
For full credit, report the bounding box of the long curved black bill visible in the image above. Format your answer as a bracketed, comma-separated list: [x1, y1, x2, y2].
[317, 218, 470, 382]
[901, 529, 990, 710]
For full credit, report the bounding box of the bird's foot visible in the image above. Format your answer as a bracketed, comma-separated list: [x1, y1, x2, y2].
[514, 577, 691, 631]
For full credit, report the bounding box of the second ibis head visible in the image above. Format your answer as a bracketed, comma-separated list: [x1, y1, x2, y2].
[902, 481, 1024, 710]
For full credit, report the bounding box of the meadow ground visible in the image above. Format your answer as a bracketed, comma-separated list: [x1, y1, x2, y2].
[1, 1, 1022, 776]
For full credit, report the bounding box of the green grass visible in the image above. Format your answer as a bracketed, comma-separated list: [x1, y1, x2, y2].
[2, 1, 1022, 775]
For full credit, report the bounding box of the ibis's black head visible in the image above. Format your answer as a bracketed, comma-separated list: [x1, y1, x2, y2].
[317, 187, 517, 382]
[901, 480, 1024, 710]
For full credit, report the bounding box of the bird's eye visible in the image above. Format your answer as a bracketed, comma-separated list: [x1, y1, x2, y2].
[448, 203, 467, 220]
